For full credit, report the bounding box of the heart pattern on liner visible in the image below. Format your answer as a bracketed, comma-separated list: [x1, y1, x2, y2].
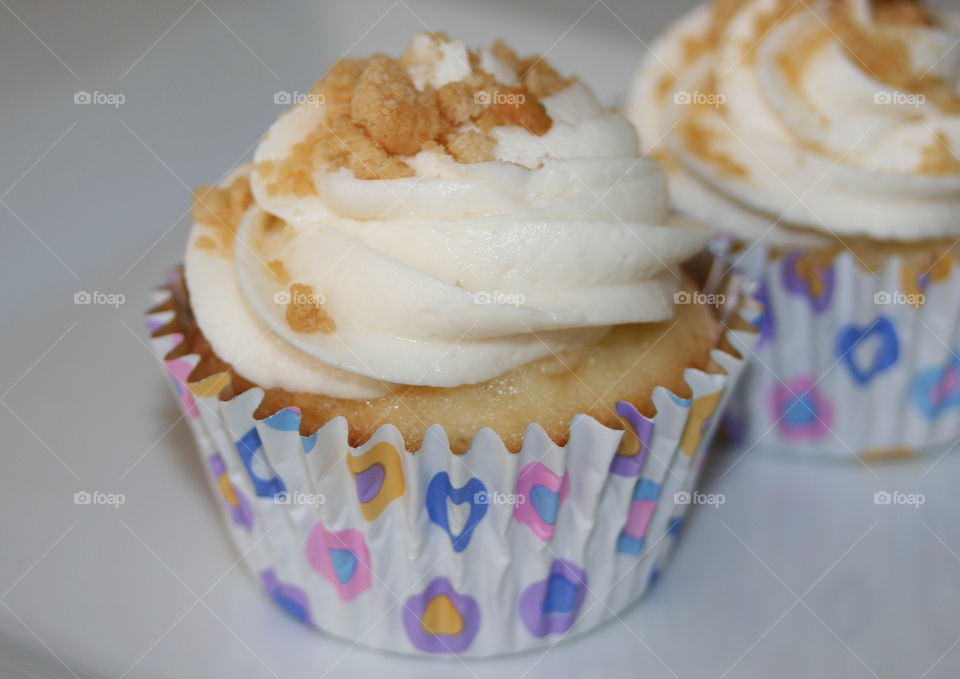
[836, 316, 899, 386]
[346, 441, 405, 520]
[426, 472, 488, 552]
[514, 462, 570, 541]
[305, 523, 371, 601]
[910, 354, 960, 420]
[771, 376, 832, 441]
[234, 427, 286, 498]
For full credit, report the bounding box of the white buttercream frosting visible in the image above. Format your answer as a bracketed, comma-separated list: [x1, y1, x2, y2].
[626, 0, 960, 246]
[185, 35, 708, 398]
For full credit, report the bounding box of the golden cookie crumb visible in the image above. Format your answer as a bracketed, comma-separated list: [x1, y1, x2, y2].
[830, 3, 960, 114]
[317, 58, 368, 119]
[872, 0, 935, 27]
[437, 81, 484, 124]
[325, 119, 418, 180]
[917, 131, 960, 174]
[776, 27, 831, 89]
[679, 118, 747, 177]
[264, 35, 577, 189]
[265, 129, 323, 196]
[191, 176, 253, 251]
[490, 40, 523, 73]
[748, 0, 803, 62]
[285, 283, 336, 334]
[517, 57, 576, 99]
[656, 74, 678, 102]
[194, 235, 217, 251]
[267, 259, 290, 285]
[490, 86, 552, 135]
[445, 129, 497, 163]
[352, 55, 441, 156]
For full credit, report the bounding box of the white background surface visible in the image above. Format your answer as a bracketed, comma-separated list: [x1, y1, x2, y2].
[2, 0, 959, 677]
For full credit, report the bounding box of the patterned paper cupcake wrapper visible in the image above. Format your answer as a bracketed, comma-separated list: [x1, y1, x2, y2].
[723, 242, 960, 460]
[146, 269, 758, 657]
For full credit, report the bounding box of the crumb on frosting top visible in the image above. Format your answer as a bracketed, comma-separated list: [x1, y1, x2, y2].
[258, 34, 576, 192]
[660, 0, 959, 177]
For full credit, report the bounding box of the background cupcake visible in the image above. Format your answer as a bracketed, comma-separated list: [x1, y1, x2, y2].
[627, 0, 960, 459]
[149, 33, 757, 655]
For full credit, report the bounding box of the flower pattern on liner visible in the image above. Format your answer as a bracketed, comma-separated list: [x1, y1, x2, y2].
[771, 377, 832, 442]
[519, 559, 588, 637]
[403, 578, 481, 654]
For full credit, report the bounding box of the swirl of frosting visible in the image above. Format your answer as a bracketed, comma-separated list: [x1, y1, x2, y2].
[185, 35, 707, 397]
[627, 0, 960, 246]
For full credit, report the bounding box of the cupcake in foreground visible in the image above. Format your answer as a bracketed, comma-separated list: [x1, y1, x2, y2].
[148, 33, 757, 655]
[627, 0, 960, 460]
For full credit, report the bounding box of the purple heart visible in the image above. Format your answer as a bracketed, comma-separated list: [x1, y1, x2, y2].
[354, 464, 385, 504]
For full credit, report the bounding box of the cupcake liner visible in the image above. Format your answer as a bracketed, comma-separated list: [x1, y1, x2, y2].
[725, 243, 960, 460]
[146, 269, 758, 657]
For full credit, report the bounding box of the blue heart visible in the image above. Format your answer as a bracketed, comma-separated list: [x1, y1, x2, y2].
[235, 428, 286, 498]
[541, 574, 577, 615]
[530, 484, 560, 525]
[783, 394, 818, 426]
[837, 316, 899, 386]
[425, 472, 488, 553]
[330, 549, 358, 584]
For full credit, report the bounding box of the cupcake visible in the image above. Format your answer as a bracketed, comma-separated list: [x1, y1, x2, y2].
[627, 0, 960, 459]
[148, 33, 756, 655]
